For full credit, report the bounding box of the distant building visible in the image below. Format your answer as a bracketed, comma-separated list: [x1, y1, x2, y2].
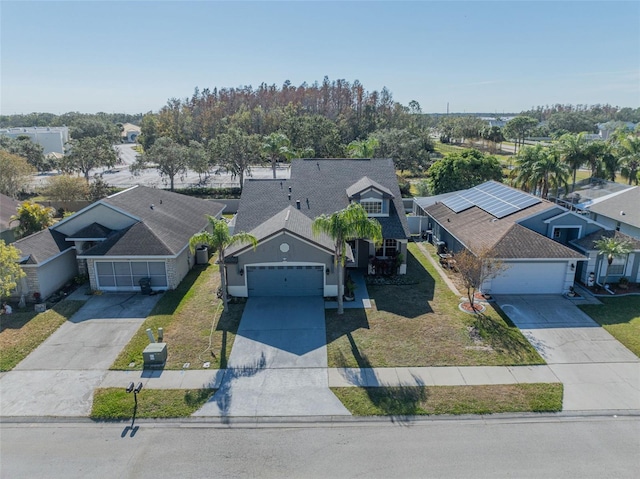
[121, 123, 141, 143]
[0, 126, 69, 155]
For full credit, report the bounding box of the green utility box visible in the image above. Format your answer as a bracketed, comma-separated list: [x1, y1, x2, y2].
[142, 342, 167, 368]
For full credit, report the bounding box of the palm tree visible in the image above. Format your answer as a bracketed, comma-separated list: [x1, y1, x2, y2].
[262, 132, 292, 179]
[593, 235, 633, 290]
[511, 144, 570, 198]
[346, 137, 379, 158]
[557, 132, 589, 192]
[618, 135, 640, 185]
[189, 216, 257, 312]
[312, 203, 382, 315]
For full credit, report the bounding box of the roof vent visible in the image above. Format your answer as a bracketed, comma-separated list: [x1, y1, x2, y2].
[288, 186, 292, 193]
[150, 204, 154, 210]
[306, 198, 310, 209]
[296, 200, 301, 210]
[288, 194, 291, 201]
[621, 210, 626, 216]
[280, 181, 283, 189]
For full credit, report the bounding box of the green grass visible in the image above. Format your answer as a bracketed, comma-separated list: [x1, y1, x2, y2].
[0, 300, 85, 371]
[91, 388, 215, 419]
[325, 244, 543, 368]
[579, 296, 640, 357]
[332, 383, 563, 415]
[111, 260, 243, 370]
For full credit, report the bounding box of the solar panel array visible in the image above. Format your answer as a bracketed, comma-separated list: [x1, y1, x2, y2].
[441, 182, 541, 219]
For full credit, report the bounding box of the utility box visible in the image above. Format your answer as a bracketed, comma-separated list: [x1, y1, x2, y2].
[139, 277, 152, 295]
[142, 342, 167, 368]
[196, 246, 208, 265]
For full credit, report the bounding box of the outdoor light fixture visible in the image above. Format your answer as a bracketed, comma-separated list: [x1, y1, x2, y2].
[326, 268, 330, 275]
[239, 268, 244, 276]
[570, 263, 575, 271]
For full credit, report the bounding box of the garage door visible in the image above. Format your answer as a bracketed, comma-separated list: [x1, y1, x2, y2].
[95, 261, 168, 291]
[247, 265, 324, 297]
[489, 262, 567, 294]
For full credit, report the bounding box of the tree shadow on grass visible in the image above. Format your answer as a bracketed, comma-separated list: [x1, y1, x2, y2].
[370, 251, 434, 318]
[215, 302, 243, 369]
[474, 310, 541, 363]
[337, 331, 428, 423]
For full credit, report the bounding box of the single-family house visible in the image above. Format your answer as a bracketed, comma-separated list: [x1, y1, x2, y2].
[570, 186, 640, 286]
[419, 181, 590, 295]
[11, 186, 224, 300]
[224, 158, 410, 298]
[121, 123, 141, 143]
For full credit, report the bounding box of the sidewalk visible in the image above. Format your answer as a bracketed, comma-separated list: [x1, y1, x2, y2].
[98, 365, 558, 390]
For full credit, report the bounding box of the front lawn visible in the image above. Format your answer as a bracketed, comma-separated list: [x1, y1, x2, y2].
[111, 260, 243, 370]
[332, 383, 563, 415]
[91, 388, 215, 419]
[0, 300, 85, 371]
[579, 296, 640, 357]
[326, 243, 543, 368]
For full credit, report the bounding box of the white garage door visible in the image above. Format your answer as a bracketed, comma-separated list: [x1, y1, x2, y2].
[95, 261, 168, 291]
[489, 262, 567, 294]
[247, 265, 324, 296]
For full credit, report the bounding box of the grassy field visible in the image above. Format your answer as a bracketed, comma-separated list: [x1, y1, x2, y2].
[579, 296, 640, 357]
[332, 383, 563, 415]
[0, 300, 85, 371]
[325, 244, 543, 368]
[91, 388, 215, 419]
[111, 260, 243, 370]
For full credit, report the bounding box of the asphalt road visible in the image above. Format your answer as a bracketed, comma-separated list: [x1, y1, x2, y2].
[30, 144, 289, 190]
[1, 416, 638, 478]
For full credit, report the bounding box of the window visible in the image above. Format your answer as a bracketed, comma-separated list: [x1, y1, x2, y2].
[376, 239, 397, 257]
[608, 256, 626, 275]
[361, 199, 382, 215]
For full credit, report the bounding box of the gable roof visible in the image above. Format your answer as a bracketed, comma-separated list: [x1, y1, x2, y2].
[235, 159, 409, 239]
[66, 222, 113, 240]
[0, 194, 20, 232]
[97, 186, 225, 256]
[13, 228, 71, 264]
[424, 183, 584, 260]
[80, 222, 173, 256]
[586, 187, 640, 229]
[226, 205, 336, 257]
[572, 229, 640, 252]
[346, 176, 394, 199]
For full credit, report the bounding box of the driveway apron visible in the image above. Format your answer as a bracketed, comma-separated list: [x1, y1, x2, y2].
[194, 296, 350, 417]
[494, 295, 640, 411]
[0, 293, 160, 417]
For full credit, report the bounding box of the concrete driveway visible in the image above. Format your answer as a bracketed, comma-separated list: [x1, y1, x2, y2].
[494, 295, 640, 411]
[0, 293, 160, 417]
[194, 296, 350, 417]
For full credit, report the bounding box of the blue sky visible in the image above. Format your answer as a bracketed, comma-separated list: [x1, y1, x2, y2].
[2, 1, 638, 114]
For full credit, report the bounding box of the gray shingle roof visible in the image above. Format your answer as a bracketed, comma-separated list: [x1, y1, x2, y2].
[492, 224, 584, 259]
[1, 194, 20, 231]
[572, 229, 640, 252]
[100, 186, 225, 255]
[81, 222, 173, 256]
[66, 222, 112, 240]
[587, 187, 640, 230]
[346, 176, 394, 199]
[235, 159, 409, 239]
[226, 205, 335, 257]
[13, 228, 70, 264]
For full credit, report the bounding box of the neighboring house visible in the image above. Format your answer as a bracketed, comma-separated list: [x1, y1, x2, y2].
[11, 186, 224, 300]
[0, 193, 21, 243]
[0, 126, 69, 155]
[419, 181, 590, 295]
[121, 123, 141, 143]
[571, 230, 640, 286]
[582, 187, 640, 240]
[597, 121, 637, 140]
[224, 158, 410, 298]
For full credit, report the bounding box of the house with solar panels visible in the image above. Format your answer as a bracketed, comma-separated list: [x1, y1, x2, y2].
[418, 181, 596, 295]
